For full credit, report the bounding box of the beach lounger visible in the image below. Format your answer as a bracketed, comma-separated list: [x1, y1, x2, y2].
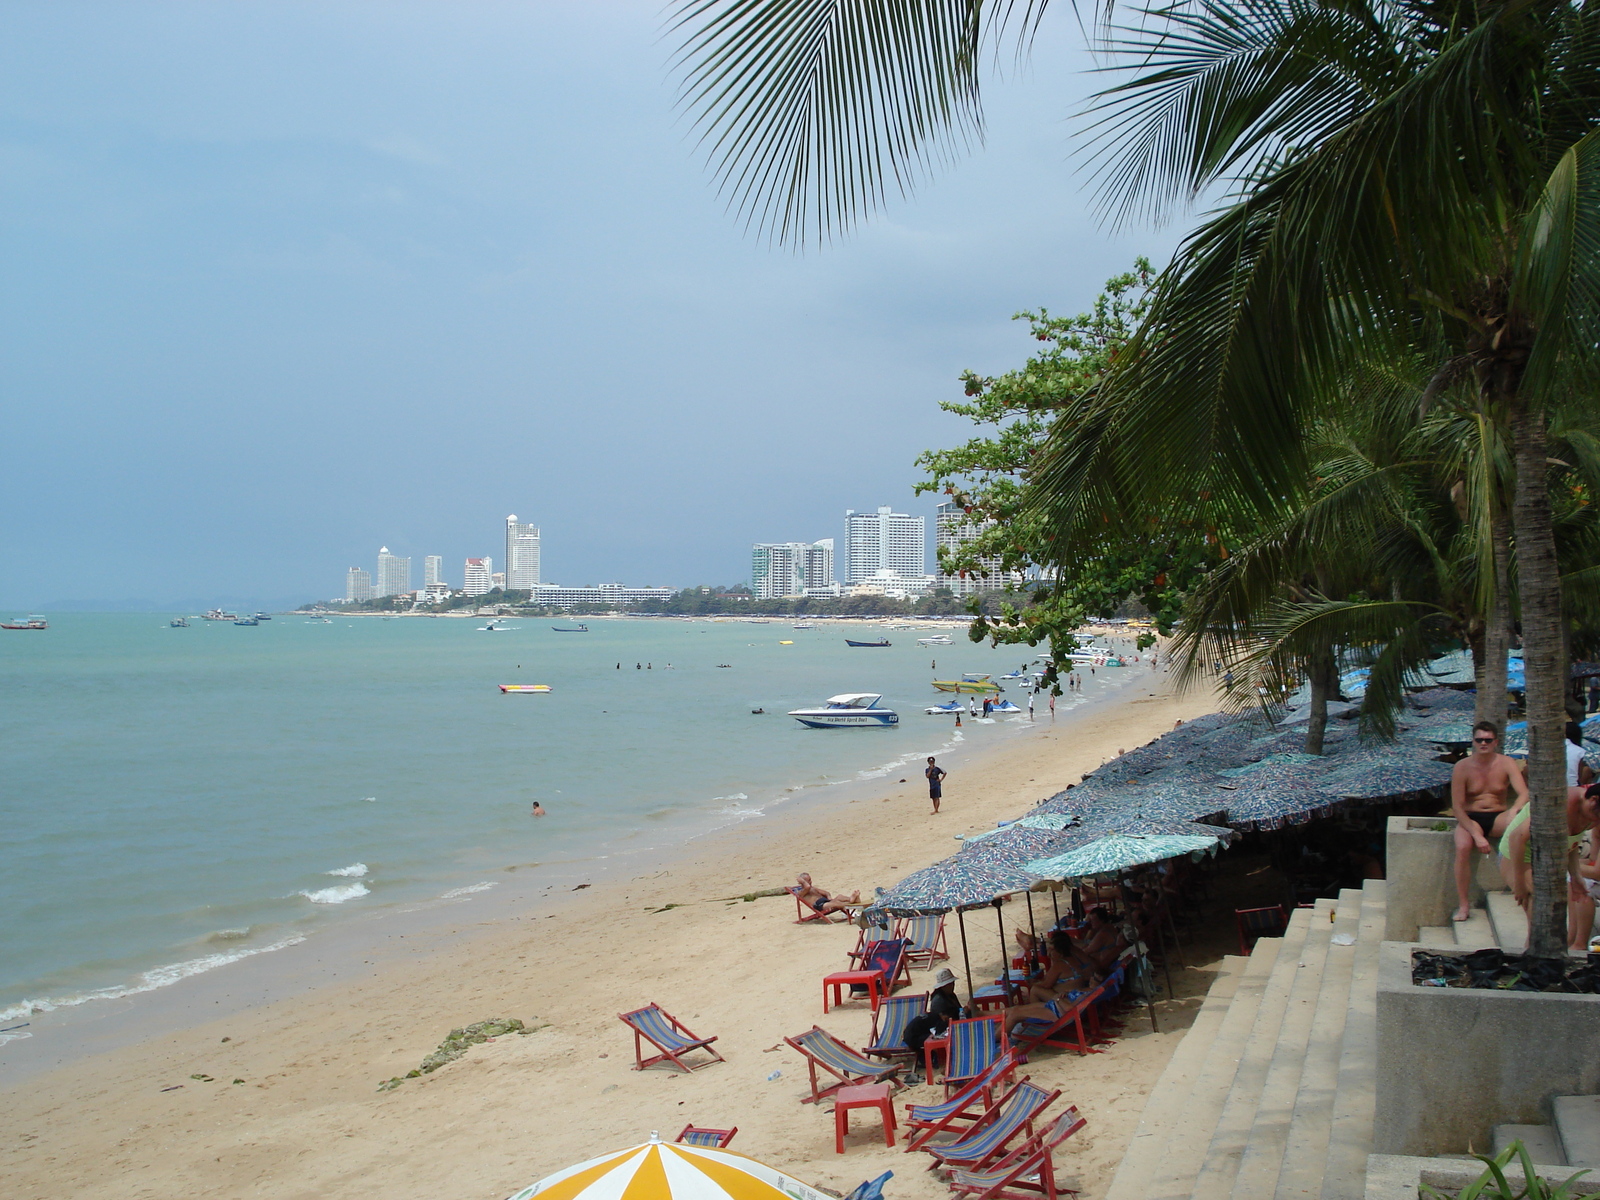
[896, 914, 949, 968]
[618, 1003, 724, 1074]
[676, 1125, 738, 1148]
[856, 937, 912, 996]
[1008, 982, 1106, 1059]
[945, 1107, 1087, 1200]
[786, 1025, 904, 1103]
[902, 1053, 1021, 1152]
[941, 1015, 1008, 1095]
[790, 886, 851, 924]
[922, 1080, 1060, 1173]
[862, 992, 928, 1060]
[849, 913, 897, 964]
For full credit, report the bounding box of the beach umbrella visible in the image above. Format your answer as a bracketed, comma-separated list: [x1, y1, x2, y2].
[1402, 721, 1476, 745]
[1320, 756, 1452, 799]
[506, 1134, 832, 1200]
[1023, 832, 1226, 882]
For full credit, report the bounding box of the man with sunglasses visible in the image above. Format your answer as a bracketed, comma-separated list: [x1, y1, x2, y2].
[1450, 721, 1529, 922]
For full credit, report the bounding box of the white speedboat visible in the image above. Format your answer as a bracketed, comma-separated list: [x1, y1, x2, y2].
[478, 621, 516, 632]
[917, 634, 953, 646]
[788, 693, 899, 729]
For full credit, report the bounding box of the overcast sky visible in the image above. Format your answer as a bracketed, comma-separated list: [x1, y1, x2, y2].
[0, 1, 1181, 608]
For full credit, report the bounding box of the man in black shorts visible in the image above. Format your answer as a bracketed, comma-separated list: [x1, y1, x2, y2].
[925, 756, 947, 815]
[1449, 720, 1528, 921]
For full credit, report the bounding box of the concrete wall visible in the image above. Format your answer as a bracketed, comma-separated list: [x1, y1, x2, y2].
[1374, 941, 1600, 1156]
[1384, 815, 1506, 941]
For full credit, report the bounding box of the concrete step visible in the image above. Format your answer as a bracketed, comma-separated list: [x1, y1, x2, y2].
[1451, 907, 1499, 950]
[1144, 934, 1288, 1200]
[1233, 897, 1339, 1200]
[1554, 1096, 1600, 1168]
[1487, 890, 1528, 953]
[1319, 878, 1386, 1200]
[1191, 906, 1319, 1200]
[1494, 1124, 1566, 1165]
[1103, 955, 1247, 1200]
[1416, 925, 1457, 946]
[1274, 891, 1362, 1200]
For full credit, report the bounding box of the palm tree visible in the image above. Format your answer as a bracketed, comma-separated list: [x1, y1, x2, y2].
[669, 0, 1600, 956]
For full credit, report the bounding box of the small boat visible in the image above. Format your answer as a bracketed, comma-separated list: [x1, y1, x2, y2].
[306, 615, 332, 623]
[751, 707, 765, 714]
[169, 617, 189, 628]
[792, 623, 814, 630]
[202, 610, 237, 621]
[845, 638, 891, 648]
[253, 612, 273, 621]
[778, 640, 794, 645]
[917, 634, 953, 646]
[1, 614, 48, 630]
[233, 617, 260, 626]
[716, 663, 732, 668]
[479, 621, 516, 632]
[924, 700, 964, 714]
[498, 684, 552, 694]
[788, 693, 899, 728]
[931, 678, 1003, 694]
[551, 623, 588, 632]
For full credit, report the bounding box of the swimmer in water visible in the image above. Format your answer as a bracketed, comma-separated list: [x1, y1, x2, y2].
[531, 802, 546, 817]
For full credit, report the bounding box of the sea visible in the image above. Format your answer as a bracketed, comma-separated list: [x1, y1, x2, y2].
[0, 613, 1145, 1042]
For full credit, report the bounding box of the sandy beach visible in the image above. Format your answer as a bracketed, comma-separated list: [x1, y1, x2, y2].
[4, 670, 1224, 1200]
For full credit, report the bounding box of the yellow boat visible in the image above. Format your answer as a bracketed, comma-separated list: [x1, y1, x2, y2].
[778, 640, 794, 644]
[931, 679, 1003, 694]
[498, 684, 552, 694]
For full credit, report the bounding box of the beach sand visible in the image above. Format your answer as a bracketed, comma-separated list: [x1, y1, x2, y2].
[4, 671, 1223, 1200]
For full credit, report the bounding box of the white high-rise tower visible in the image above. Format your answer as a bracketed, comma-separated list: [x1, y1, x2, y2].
[376, 547, 411, 597]
[505, 515, 541, 591]
[423, 556, 443, 588]
[935, 501, 1023, 596]
[845, 507, 926, 583]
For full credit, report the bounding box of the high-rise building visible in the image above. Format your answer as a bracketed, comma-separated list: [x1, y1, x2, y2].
[423, 556, 443, 588]
[505, 515, 540, 591]
[751, 540, 836, 600]
[935, 501, 1024, 596]
[463, 557, 493, 597]
[376, 547, 411, 597]
[846, 507, 926, 583]
[345, 567, 373, 603]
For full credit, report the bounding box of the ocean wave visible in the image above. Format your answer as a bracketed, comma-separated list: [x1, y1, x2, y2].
[205, 927, 253, 943]
[718, 803, 765, 820]
[439, 882, 496, 899]
[0, 1029, 32, 1045]
[298, 882, 369, 904]
[711, 793, 749, 802]
[326, 862, 369, 878]
[0, 934, 307, 1022]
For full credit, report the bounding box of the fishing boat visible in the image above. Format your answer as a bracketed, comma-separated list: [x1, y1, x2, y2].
[202, 610, 237, 621]
[917, 634, 953, 646]
[550, 623, 588, 632]
[845, 638, 891, 648]
[498, 684, 552, 694]
[169, 617, 189, 628]
[931, 678, 1003, 695]
[787, 693, 899, 728]
[233, 617, 260, 626]
[1, 615, 48, 630]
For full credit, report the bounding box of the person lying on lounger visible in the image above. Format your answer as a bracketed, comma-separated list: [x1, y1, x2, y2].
[793, 872, 862, 916]
[1022, 929, 1097, 1002]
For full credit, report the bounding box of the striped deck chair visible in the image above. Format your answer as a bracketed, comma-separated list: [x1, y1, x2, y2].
[785, 1025, 903, 1103]
[922, 1080, 1061, 1173]
[1008, 983, 1105, 1059]
[903, 1052, 1021, 1152]
[942, 1015, 1009, 1096]
[896, 914, 949, 968]
[862, 992, 927, 1060]
[676, 1125, 738, 1148]
[854, 937, 912, 998]
[618, 1003, 724, 1073]
[946, 1107, 1087, 1200]
[849, 913, 896, 965]
[790, 886, 849, 924]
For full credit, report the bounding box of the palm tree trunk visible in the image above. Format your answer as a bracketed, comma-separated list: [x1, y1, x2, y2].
[1476, 507, 1512, 728]
[1304, 646, 1335, 755]
[1510, 401, 1568, 959]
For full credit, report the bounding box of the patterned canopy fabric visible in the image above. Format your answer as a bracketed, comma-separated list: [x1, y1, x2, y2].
[865, 854, 1036, 918]
[507, 1137, 832, 1200]
[1024, 833, 1224, 881]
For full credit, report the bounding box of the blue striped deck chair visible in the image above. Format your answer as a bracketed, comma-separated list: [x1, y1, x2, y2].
[849, 912, 896, 965]
[922, 1080, 1060, 1173]
[854, 937, 911, 998]
[946, 1107, 1086, 1200]
[618, 1003, 724, 1073]
[1008, 984, 1102, 1060]
[862, 992, 927, 1060]
[676, 1124, 738, 1148]
[896, 914, 949, 968]
[903, 1052, 1021, 1151]
[941, 1015, 1008, 1096]
[785, 1025, 903, 1103]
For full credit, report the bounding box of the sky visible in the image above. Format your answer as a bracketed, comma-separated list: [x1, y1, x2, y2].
[0, 1, 1183, 609]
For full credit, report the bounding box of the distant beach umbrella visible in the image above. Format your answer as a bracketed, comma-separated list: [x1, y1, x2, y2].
[1024, 832, 1225, 882]
[506, 1134, 831, 1200]
[1401, 720, 1476, 745]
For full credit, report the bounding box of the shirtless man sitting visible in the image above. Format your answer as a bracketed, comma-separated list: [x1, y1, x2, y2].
[1496, 782, 1600, 950]
[792, 872, 861, 916]
[1451, 720, 1529, 921]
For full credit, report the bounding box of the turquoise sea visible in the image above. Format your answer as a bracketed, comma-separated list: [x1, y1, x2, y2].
[0, 613, 1139, 1034]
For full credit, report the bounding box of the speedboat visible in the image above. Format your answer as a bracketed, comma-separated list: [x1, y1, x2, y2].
[479, 621, 516, 632]
[498, 684, 551, 694]
[924, 700, 964, 714]
[202, 610, 237, 621]
[1, 614, 48, 630]
[792, 623, 814, 630]
[253, 612, 273, 621]
[931, 678, 1003, 694]
[233, 617, 260, 626]
[788, 694, 899, 728]
[169, 617, 189, 628]
[917, 634, 953, 646]
[845, 638, 891, 647]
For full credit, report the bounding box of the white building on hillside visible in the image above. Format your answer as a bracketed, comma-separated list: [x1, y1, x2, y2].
[847, 570, 935, 600]
[751, 540, 837, 600]
[376, 547, 411, 597]
[346, 567, 373, 603]
[463, 557, 494, 597]
[505, 516, 540, 591]
[936, 500, 1025, 596]
[846, 507, 926, 583]
[529, 583, 675, 609]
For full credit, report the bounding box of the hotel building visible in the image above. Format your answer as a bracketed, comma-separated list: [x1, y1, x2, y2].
[376, 547, 411, 598]
[935, 500, 1025, 596]
[845, 507, 926, 583]
[463, 557, 494, 597]
[505, 516, 541, 591]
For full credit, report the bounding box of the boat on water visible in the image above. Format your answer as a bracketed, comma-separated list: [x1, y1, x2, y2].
[991, 699, 1023, 713]
[478, 621, 516, 632]
[202, 610, 238, 621]
[778, 640, 794, 645]
[498, 684, 552, 694]
[931, 678, 1003, 694]
[306, 615, 332, 623]
[169, 617, 189, 628]
[2, 615, 48, 630]
[924, 700, 964, 714]
[788, 693, 899, 728]
[233, 617, 260, 626]
[253, 612, 273, 621]
[792, 623, 814, 630]
[917, 634, 954, 646]
[550, 623, 588, 632]
[845, 638, 891, 648]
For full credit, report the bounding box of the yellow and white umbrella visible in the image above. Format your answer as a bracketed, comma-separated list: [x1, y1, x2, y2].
[507, 1134, 832, 1200]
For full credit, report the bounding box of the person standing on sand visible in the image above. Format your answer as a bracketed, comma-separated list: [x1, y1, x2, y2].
[1049, 693, 1055, 718]
[925, 757, 947, 814]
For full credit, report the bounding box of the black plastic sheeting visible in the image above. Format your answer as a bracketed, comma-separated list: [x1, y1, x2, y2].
[1412, 947, 1600, 993]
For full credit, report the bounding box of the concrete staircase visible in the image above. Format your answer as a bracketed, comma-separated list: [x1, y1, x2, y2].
[1415, 887, 1526, 954]
[1104, 880, 1386, 1200]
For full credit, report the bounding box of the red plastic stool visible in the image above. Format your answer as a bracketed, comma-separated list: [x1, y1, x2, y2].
[833, 1082, 896, 1152]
